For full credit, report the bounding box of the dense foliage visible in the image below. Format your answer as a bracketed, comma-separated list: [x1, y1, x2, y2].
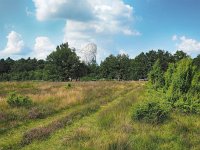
[7, 92, 32, 107]
[0, 42, 199, 81]
[132, 101, 169, 124]
[148, 58, 200, 114]
[133, 56, 199, 124]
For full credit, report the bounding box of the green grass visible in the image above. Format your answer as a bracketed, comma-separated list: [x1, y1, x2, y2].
[0, 81, 199, 150]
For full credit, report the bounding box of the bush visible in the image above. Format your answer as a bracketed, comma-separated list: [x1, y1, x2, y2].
[7, 92, 33, 107]
[174, 96, 200, 114]
[148, 59, 165, 90]
[132, 101, 169, 124]
[164, 59, 200, 113]
[65, 83, 72, 89]
[166, 58, 195, 104]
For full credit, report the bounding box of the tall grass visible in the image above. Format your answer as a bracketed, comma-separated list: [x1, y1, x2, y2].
[0, 81, 199, 150]
[0, 81, 132, 149]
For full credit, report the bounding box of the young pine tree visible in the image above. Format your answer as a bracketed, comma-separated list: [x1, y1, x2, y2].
[148, 59, 165, 90]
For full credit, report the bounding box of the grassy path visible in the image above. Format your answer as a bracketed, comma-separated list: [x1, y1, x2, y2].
[0, 104, 90, 149]
[0, 82, 139, 150]
[22, 83, 144, 150]
[1, 82, 200, 150]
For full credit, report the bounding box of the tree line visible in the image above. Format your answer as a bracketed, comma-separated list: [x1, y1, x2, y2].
[0, 43, 199, 81]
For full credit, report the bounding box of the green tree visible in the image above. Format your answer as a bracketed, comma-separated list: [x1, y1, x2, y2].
[87, 60, 100, 79]
[164, 63, 176, 91]
[100, 55, 118, 79]
[100, 54, 131, 80]
[167, 58, 195, 104]
[193, 54, 200, 70]
[0, 59, 10, 74]
[173, 50, 188, 62]
[45, 43, 81, 81]
[130, 52, 148, 80]
[130, 50, 174, 80]
[148, 59, 165, 90]
[116, 54, 131, 80]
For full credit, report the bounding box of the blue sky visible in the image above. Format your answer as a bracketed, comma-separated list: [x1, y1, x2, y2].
[0, 0, 200, 61]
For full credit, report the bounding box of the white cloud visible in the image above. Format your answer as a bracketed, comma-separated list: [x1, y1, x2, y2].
[63, 0, 139, 50]
[173, 35, 200, 54]
[33, 36, 55, 59]
[32, 0, 139, 43]
[32, 0, 140, 61]
[0, 31, 25, 57]
[178, 36, 200, 53]
[32, 0, 93, 21]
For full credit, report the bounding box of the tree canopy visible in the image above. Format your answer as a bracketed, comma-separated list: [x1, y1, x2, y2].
[0, 43, 198, 82]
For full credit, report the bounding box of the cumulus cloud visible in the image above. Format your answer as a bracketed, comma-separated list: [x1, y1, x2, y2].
[33, 36, 55, 59]
[63, 0, 139, 48]
[178, 36, 200, 53]
[32, 0, 140, 62]
[0, 31, 25, 57]
[63, 0, 139, 62]
[173, 35, 200, 55]
[32, 0, 139, 43]
[32, 0, 93, 21]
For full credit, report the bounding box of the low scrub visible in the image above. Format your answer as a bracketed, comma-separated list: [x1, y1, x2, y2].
[7, 92, 32, 107]
[22, 104, 99, 145]
[28, 106, 53, 119]
[65, 83, 72, 89]
[132, 101, 169, 124]
[174, 97, 200, 114]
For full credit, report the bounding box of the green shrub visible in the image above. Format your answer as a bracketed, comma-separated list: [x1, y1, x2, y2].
[65, 83, 72, 89]
[164, 59, 200, 113]
[166, 58, 195, 104]
[174, 95, 200, 114]
[164, 63, 176, 91]
[7, 92, 32, 107]
[132, 101, 169, 124]
[191, 71, 200, 93]
[148, 59, 165, 90]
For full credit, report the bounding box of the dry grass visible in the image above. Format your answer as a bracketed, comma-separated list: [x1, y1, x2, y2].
[1, 81, 199, 150]
[0, 81, 127, 135]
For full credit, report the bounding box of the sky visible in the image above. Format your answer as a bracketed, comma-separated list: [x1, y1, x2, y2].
[0, 0, 200, 62]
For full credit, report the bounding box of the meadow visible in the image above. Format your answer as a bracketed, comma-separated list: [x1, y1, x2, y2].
[0, 81, 200, 150]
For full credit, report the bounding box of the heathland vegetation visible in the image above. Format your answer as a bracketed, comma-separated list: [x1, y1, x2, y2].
[0, 43, 200, 149]
[0, 80, 199, 149]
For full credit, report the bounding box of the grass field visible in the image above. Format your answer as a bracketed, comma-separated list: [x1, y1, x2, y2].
[0, 81, 200, 150]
